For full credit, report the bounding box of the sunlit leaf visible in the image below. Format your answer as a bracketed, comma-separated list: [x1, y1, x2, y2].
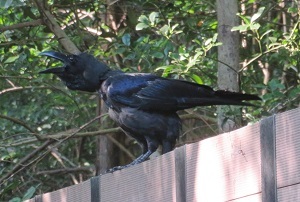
[251, 7, 265, 23]
[250, 23, 260, 30]
[149, 12, 159, 24]
[160, 25, 169, 35]
[190, 74, 203, 84]
[136, 23, 149, 30]
[137, 15, 148, 23]
[231, 25, 248, 32]
[4, 56, 19, 63]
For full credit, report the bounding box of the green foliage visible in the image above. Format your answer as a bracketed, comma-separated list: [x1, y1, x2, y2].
[1, 0, 299, 200]
[112, 10, 220, 84]
[232, 4, 300, 113]
[9, 186, 37, 202]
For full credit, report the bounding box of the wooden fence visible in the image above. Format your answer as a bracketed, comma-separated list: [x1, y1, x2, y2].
[26, 107, 300, 202]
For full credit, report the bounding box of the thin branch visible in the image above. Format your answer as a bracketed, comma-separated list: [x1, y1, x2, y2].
[181, 112, 217, 123]
[36, 166, 94, 175]
[0, 38, 52, 47]
[49, 148, 79, 184]
[0, 86, 54, 95]
[0, 85, 79, 107]
[107, 135, 135, 160]
[0, 139, 54, 185]
[0, 114, 42, 140]
[0, 114, 35, 134]
[184, 109, 218, 135]
[0, 115, 105, 185]
[2, 113, 215, 147]
[34, 0, 80, 54]
[0, 19, 43, 32]
[2, 128, 120, 147]
[0, 75, 32, 79]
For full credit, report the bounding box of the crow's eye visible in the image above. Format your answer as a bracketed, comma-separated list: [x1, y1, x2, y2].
[69, 55, 75, 63]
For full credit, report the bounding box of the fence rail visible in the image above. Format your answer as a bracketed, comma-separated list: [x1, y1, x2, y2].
[26, 107, 300, 202]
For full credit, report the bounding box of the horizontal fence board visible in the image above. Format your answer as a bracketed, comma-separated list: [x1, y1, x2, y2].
[186, 123, 261, 202]
[38, 179, 91, 202]
[67, 180, 91, 202]
[278, 183, 300, 201]
[230, 193, 261, 202]
[41, 187, 67, 202]
[100, 149, 181, 202]
[276, 108, 300, 188]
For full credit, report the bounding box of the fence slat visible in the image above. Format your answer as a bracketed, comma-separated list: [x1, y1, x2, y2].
[260, 116, 277, 202]
[90, 176, 100, 202]
[175, 146, 186, 202]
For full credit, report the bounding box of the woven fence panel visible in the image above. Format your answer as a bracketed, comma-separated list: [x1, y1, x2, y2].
[276, 108, 300, 188]
[185, 123, 261, 202]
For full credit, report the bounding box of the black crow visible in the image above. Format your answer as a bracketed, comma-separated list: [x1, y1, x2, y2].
[40, 51, 261, 172]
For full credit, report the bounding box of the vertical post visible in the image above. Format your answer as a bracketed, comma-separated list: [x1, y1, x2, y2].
[216, 0, 241, 132]
[260, 116, 277, 202]
[90, 176, 100, 202]
[175, 147, 186, 202]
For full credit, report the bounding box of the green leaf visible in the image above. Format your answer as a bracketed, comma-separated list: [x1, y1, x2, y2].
[288, 7, 298, 14]
[237, 13, 250, 25]
[251, 7, 265, 23]
[149, 12, 159, 24]
[268, 79, 285, 91]
[4, 55, 19, 63]
[250, 23, 260, 30]
[151, 52, 164, 59]
[136, 23, 149, 31]
[138, 15, 148, 23]
[115, 47, 126, 54]
[122, 33, 131, 46]
[190, 74, 203, 84]
[8, 197, 21, 202]
[231, 24, 249, 32]
[22, 186, 36, 200]
[160, 25, 169, 35]
[260, 29, 273, 39]
[268, 36, 277, 43]
[288, 87, 300, 98]
[204, 38, 212, 46]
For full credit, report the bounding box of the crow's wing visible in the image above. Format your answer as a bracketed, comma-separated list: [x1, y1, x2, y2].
[103, 73, 260, 111]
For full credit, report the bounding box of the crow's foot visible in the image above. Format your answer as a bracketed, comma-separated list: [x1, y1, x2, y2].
[105, 165, 130, 173]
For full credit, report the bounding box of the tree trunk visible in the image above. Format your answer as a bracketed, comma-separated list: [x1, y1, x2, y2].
[95, 1, 125, 174]
[216, 0, 241, 132]
[95, 99, 115, 175]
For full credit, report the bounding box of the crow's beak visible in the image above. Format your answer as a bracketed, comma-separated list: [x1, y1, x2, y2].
[39, 67, 65, 74]
[39, 51, 69, 74]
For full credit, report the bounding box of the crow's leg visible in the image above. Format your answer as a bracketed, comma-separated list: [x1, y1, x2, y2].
[105, 138, 158, 173]
[105, 151, 153, 173]
[162, 139, 176, 154]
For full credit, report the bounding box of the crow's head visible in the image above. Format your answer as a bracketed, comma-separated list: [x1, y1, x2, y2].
[40, 51, 111, 92]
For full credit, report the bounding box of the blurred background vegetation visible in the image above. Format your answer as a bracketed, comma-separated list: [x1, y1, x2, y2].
[0, 0, 299, 201]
